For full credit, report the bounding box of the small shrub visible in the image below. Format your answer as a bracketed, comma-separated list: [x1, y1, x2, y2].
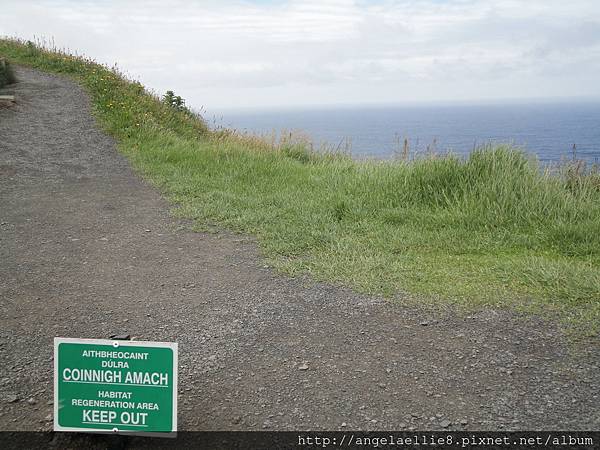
[162, 90, 187, 111]
[25, 40, 39, 57]
[0, 58, 17, 88]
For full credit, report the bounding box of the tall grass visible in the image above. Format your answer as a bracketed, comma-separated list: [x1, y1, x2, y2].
[1, 38, 598, 337]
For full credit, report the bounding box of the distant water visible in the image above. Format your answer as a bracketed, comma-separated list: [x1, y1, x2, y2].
[213, 101, 600, 163]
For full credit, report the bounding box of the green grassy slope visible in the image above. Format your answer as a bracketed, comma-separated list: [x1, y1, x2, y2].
[2, 38, 599, 336]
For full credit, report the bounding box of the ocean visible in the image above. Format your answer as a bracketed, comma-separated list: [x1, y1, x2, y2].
[213, 101, 600, 164]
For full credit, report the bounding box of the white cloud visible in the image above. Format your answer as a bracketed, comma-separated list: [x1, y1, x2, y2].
[2, 0, 600, 111]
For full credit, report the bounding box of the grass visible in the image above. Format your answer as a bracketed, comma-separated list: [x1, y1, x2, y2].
[0, 56, 17, 88]
[1, 38, 599, 338]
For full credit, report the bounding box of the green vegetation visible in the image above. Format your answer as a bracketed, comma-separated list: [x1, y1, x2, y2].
[1, 38, 599, 336]
[0, 56, 17, 87]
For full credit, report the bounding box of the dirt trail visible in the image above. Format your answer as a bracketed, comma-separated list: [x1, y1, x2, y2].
[1, 67, 599, 436]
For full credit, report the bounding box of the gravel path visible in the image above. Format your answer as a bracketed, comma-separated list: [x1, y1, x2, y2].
[1, 67, 599, 436]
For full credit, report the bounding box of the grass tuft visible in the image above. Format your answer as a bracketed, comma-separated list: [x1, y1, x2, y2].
[1, 37, 599, 337]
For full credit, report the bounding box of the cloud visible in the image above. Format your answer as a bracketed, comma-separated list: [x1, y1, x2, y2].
[2, 0, 600, 109]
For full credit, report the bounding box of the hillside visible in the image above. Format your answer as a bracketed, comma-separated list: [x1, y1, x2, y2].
[1, 39, 599, 337]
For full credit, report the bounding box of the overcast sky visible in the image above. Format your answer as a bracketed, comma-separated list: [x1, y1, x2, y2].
[3, 0, 600, 112]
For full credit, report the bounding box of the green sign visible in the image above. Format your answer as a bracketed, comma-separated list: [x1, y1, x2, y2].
[54, 338, 177, 435]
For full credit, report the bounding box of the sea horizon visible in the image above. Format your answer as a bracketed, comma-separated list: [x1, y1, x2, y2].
[208, 99, 600, 164]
